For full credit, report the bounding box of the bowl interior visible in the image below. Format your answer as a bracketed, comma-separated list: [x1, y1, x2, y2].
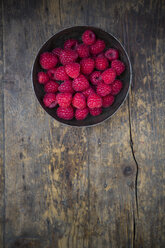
[32, 26, 131, 127]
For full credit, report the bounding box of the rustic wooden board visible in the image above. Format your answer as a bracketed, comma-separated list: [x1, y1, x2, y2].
[0, 0, 165, 248]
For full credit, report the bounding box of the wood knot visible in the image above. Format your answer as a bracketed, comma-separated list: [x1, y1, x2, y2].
[123, 166, 133, 176]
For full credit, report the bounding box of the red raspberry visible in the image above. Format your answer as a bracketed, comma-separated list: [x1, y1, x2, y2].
[101, 68, 116, 84]
[65, 62, 80, 79]
[95, 57, 109, 71]
[82, 87, 95, 97]
[60, 49, 78, 65]
[89, 107, 102, 116]
[96, 82, 112, 97]
[72, 93, 86, 109]
[90, 71, 103, 85]
[47, 68, 57, 80]
[56, 92, 72, 108]
[72, 74, 89, 91]
[111, 80, 123, 95]
[75, 108, 89, 120]
[102, 94, 115, 107]
[87, 93, 102, 109]
[58, 80, 74, 93]
[52, 48, 62, 57]
[38, 72, 49, 84]
[64, 39, 78, 50]
[82, 30, 96, 45]
[80, 58, 95, 75]
[54, 66, 69, 81]
[57, 106, 74, 120]
[105, 48, 119, 61]
[77, 44, 89, 58]
[90, 39, 106, 55]
[111, 60, 125, 75]
[40, 52, 58, 69]
[44, 81, 59, 93]
[43, 93, 57, 108]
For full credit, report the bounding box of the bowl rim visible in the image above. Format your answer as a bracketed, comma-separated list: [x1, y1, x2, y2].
[31, 25, 132, 128]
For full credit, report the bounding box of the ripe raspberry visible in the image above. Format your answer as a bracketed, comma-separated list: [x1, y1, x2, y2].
[65, 63, 80, 79]
[75, 108, 89, 120]
[58, 80, 74, 93]
[54, 66, 69, 81]
[57, 106, 74, 120]
[90, 39, 106, 55]
[56, 92, 72, 108]
[96, 82, 112, 97]
[44, 81, 59, 93]
[101, 68, 116, 84]
[52, 48, 62, 57]
[102, 94, 115, 108]
[111, 80, 123, 95]
[77, 44, 89, 58]
[95, 57, 109, 71]
[111, 60, 125, 75]
[90, 71, 103, 85]
[87, 93, 102, 109]
[38, 72, 49, 84]
[89, 107, 102, 116]
[72, 74, 89, 91]
[105, 48, 119, 61]
[82, 30, 96, 45]
[72, 93, 86, 109]
[80, 58, 95, 75]
[60, 49, 78, 65]
[82, 87, 95, 97]
[43, 93, 57, 108]
[40, 52, 58, 69]
[47, 68, 57, 80]
[64, 39, 78, 50]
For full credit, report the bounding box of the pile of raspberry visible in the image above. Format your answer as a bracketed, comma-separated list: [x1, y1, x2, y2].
[38, 29, 125, 120]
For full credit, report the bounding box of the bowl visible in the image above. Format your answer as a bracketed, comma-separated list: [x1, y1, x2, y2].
[32, 26, 132, 127]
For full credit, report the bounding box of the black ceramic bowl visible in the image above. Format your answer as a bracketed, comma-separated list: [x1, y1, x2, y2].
[32, 26, 132, 127]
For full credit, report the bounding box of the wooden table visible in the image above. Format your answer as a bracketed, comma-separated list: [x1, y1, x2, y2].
[0, 0, 164, 247]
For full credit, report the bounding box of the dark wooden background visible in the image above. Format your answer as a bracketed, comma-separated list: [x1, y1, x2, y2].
[0, 0, 164, 247]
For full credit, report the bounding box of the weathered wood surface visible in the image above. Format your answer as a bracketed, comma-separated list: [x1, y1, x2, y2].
[0, 0, 164, 247]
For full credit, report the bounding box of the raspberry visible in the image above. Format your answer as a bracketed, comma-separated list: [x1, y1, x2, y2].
[105, 48, 119, 61]
[56, 92, 72, 108]
[102, 94, 115, 107]
[82, 87, 95, 97]
[96, 82, 112, 97]
[54, 66, 69, 81]
[80, 58, 95, 75]
[38, 72, 49, 84]
[43, 93, 57, 108]
[72, 93, 86, 109]
[75, 108, 89, 120]
[77, 44, 89, 58]
[111, 80, 123, 95]
[52, 48, 62, 57]
[47, 68, 57, 80]
[90, 39, 106, 55]
[95, 57, 109, 71]
[57, 106, 74, 120]
[64, 39, 78, 50]
[101, 68, 116, 84]
[82, 30, 96, 45]
[40, 52, 58, 69]
[60, 49, 78, 65]
[65, 63, 80, 79]
[89, 107, 102, 116]
[72, 74, 89, 91]
[111, 60, 125, 75]
[58, 80, 74, 93]
[44, 81, 59, 93]
[90, 71, 103, 85]
[87, 93, 102, 109]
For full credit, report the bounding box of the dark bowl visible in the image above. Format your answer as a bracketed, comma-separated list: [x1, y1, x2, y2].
[32, 26, 132, 127]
